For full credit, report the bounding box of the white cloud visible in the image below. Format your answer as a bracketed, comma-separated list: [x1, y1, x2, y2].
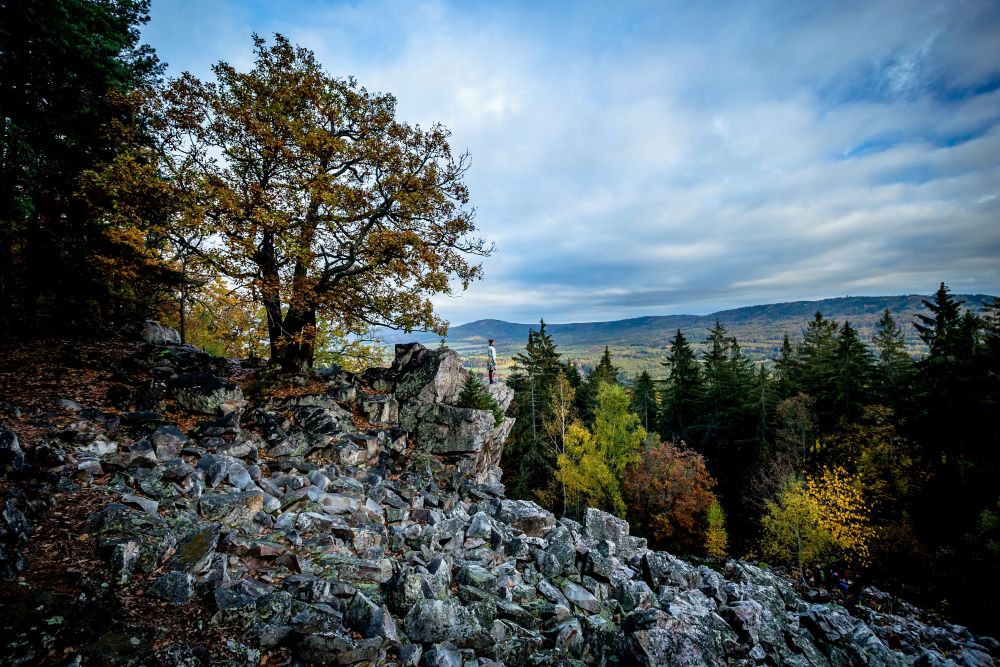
[143, 0, 1000, 324]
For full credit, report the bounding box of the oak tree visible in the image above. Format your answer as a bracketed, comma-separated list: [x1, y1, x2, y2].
[159, 35, 489, 370]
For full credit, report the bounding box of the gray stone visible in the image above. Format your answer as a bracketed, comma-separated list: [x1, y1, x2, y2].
[282, 574, 334, 603]
[583, 508, 646, 560]
[345, 591, 398, 641]
[399, 644, 423, 666]
[137, 320, 181, 345]
[561, 580, 601, 613]
[167, 525, 220, 574]
[403, 599, 491, 649]
[148, 571, 195, 605]
[296, 631, 382, 665]
[0, 427, 27, 474]
[456, 564, 498, 592]
[422, 642, 463, 667]
[121, 493, 158, 515]
[168, 373, 244, 415]
[624, 607, 731, 667]
[209, 588, 258, 626]
[160, 458, 195, 481]
[800, 604, 857, 644]
[544, 523, 576, 573]
[360, 394, 399, 424]
[537, 579, 569, 607]
[323, 554, 394, 584]
[151, 425, 189, 461]
[554, 617, 586, 658]
[495, 499, 556, 537]
[198, 490, 264, 525]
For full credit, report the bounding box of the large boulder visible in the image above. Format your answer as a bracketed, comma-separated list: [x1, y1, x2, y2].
[383, 343, 513, 484]
[407, 403, 497, 454]
[0, 427, 27, 476]
[583, 508, 647, 560]
[402, 599, 491, 649]
[136, 320, 181, 346]
[168, 373, 244, 415]
[494, 499, 556, 537]
[387, 343, 467, 404]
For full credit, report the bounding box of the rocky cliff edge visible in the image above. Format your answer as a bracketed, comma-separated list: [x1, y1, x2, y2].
[0, 324, 996, 666]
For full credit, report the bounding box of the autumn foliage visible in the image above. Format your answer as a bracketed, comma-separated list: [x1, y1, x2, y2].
[623, 439, 720, 554]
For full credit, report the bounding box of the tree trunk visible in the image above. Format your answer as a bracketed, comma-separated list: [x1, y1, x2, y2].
[273, 305, 317, 373]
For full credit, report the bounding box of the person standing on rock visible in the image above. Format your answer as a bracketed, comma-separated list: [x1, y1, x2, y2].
[487, 338, 498, 384]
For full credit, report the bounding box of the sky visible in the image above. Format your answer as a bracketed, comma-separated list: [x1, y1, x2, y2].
[142, 0, 1000, 325]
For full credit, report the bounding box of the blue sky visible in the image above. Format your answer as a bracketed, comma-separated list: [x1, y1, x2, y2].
[142, 0, 1000, 324]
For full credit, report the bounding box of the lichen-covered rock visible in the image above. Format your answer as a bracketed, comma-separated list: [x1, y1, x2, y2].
[168, 525, 221, 574]
[389, 343, 467, 405]
[149, 571, 195, 605]
[198, 490, 263, 526]
[295, 631, 382, 665]
[408, 402, 497, 454]
[89, 505, 177, 574]
[561, 580, 601, 613]
[168, 373, 244, 414]
[345, 590, 398, 640]
[624, 606, 733, 667]
[495, 499, 556, 537]
[0, 427, 27, 476]
[136, 320, 181, 346]
[584, 508, 646, 561]
[403, 599, 491, 648]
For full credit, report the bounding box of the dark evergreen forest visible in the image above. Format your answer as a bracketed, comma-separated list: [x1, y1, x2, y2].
[502, 287, 1000, 633]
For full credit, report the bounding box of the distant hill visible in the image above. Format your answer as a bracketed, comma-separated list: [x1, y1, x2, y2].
[379, 294, 996, 377]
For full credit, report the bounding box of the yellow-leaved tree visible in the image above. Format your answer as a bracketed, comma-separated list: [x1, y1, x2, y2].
[555, 423, 616, 517]
[807, 466, 875, 567]
[155, 35, 491, 371]
[760, 477, 832, 576]
[761, 467, 874, 575]
[556, 383, 646, 518]
[705, 501, 729, 558]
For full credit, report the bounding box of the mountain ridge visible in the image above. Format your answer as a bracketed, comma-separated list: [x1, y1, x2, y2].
[379, 293, 996, 375]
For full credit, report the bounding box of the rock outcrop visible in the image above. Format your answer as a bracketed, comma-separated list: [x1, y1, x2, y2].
[0, 328, 996, 666]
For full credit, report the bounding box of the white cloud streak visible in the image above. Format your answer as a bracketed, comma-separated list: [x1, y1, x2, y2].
[143, 0, 1000, 324]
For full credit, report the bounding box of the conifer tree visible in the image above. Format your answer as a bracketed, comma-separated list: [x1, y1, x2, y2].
[630, 370, 659, 432]
[797, 311, 839, 426]
[774, 333, 799, 399]
[872, 308, 913, 404]
[505, 320, 563, 505]
[831, 321, 873, 426]
[915, 282, 964, 359]
[695, 320, 759, 543]
[660, 329, 702, 442]
[578, 346, 620, 425]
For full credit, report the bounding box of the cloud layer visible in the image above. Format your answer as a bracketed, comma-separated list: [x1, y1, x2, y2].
[143, 0, 1000, 323]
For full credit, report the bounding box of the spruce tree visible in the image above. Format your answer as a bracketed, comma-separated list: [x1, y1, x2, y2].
[797, 311, 839, 427]
[630, 370, 659, 432]
[505, 319, 563, 505]
[774, 333, 799, 399]
[915, 282, 964, 359]
[659, 329, 702, 443]
[578, 346, 620, 425]
[830, 321, 873, 426]
[872, 308, 913, 405]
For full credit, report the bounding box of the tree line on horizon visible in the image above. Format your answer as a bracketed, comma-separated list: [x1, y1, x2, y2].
[502, 282, 1000, 633]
